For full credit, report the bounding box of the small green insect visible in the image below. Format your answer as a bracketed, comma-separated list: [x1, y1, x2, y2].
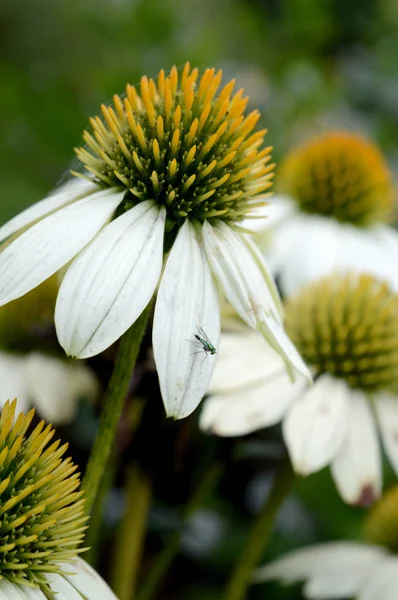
[188, 326, 217, 360]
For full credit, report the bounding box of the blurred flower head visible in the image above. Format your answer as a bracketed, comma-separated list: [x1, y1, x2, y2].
[254, 485, 398, 600]
[201, 273, 398, 505]
[253, 131, 398, 295]
[0, 63, 310, 419]
[0, 399, 116, 599]
[0, 278, 99, 425]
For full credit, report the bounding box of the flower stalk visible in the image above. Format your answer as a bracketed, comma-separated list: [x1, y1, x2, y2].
[224, 457, 295, 600]
[82, 304, 151, 514]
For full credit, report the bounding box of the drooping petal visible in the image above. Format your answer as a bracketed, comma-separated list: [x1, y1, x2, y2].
[242, 195, 296, 236]
[254, 542, 386, 596]
[209, 330, 284, 394]
[359, 557, 398, 600]
[259, 313, 312, 382]
[201, 368, 306, 436]
[20, 585, 46, 600]
[0, 351, 30, 413]
[0, 188, 124, 307]
[25, 353, 99, 425]
[153, 221, 220, 419]
[0, 178, 98, 244]
[283, 375, 349, 475]
[202, 220, 282, 328]
[61, 558, 119, 599]
[55, 201, 165, 358]
[0, 579, 34, 599]
[374, 391, 398, 475]
[331, 391, 381, 505]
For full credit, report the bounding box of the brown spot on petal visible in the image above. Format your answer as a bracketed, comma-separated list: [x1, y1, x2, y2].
[355, 484, 377, 507]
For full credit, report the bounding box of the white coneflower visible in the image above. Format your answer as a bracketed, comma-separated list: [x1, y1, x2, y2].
[0, 277, 99, 425]
[251, 131, 398, 295]
[0, 63, 310, 419]
[254, 485, 398, 600]
[201, 273, 398, 505]
[0, 399, 117, 599]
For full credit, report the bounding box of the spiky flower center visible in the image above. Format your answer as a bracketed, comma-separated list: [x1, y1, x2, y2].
[0, 277, 58, 354]
[364, 485, 398, 553]
[75, 63, 274, 228]
[0, 400, 86, 590]
[277, 132, 393, 226]
[285, 274, 398, 392]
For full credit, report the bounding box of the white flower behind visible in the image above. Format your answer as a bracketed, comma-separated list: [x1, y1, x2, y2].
[201, 273, 398, 505]
[0, 64, 311, 419]
[250, 132, 398, 295]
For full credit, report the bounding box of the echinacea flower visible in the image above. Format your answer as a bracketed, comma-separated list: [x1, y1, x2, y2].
[0, 277, 99, 424]
[0, 399, 117, 599]
[0, 63, 310, 419]
[201, 273, 398, 504]
[254, 485, 398, 600]
[252, 131, 398, 295]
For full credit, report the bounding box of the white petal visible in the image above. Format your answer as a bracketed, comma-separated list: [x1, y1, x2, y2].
[331, 391, 381, 505]
[20, 586, 46, 600]
[0, 351, 30, 413]
[61, 559, 118, 600]
[0, 188, 124, 307]
[209, 330, 285, 394]
[0, 179, 97, 244]
[202, 220, 282, 328]
[374, 391, 398, 476]
[259, 313, 312, 383]
[25, 353, 99, 425]
[200, 368, 306, 436]
[254, 542, 386, 590]
[283, 375, 350, 475]
[55, 201, 165, 358]
[359, 557, 398, 600]
[153, 221, 220, 419]
[243, 195, 296, 235]
[45, 573, 82, 599]
[0, 580, 33, 599]
[273, 216, 341, 296]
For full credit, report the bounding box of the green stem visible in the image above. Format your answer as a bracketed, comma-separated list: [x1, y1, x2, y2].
[111, 465, 152, 600]
[224, 457, 295, 600]
[84, 449, 117, 566]
[137, 464, 222, 600]
[82, 306, 150, 515]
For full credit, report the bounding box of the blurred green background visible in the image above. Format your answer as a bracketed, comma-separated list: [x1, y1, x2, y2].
[2, 0, 398, 597]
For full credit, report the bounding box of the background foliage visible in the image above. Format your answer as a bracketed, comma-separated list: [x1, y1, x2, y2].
[1, 0, 398, 597]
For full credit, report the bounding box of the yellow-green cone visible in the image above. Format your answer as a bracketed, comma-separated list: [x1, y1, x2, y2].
[285, 273, 398, 392]
[277, 132, 394, 226]
[0, 400, 87, 590]
[364, 485, 398, 553]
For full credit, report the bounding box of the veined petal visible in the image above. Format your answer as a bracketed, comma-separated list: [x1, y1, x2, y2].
[259, 313, 312, 382]
[202, 220, 282, 328]
[0, 188, 124, 307]
[0, 351, 30, 413]
[374, 391, 398, 476]
[25, 353, 99, 425]
[283, 375, 349, 475]
[331, 391, 381, 505]
[61, 558, 118, 599]
[45, 573, 82, 599]
[0, 580, 34, 599]
[19, 585, 46, 600]
[209, 330, 285, 394]
[0, 178, 98, 244]
[153, 221, 220, 419]
[201, 368, 306, 436]
[254, 542, 386, 587]
[55, 201, 165, 358]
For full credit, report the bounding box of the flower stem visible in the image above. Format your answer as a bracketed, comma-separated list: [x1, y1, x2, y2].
[137, 463, 222, 600]
[111, 465, 152, 600]
[224, 457, 295, 600]
[82, 306, 150, 514]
